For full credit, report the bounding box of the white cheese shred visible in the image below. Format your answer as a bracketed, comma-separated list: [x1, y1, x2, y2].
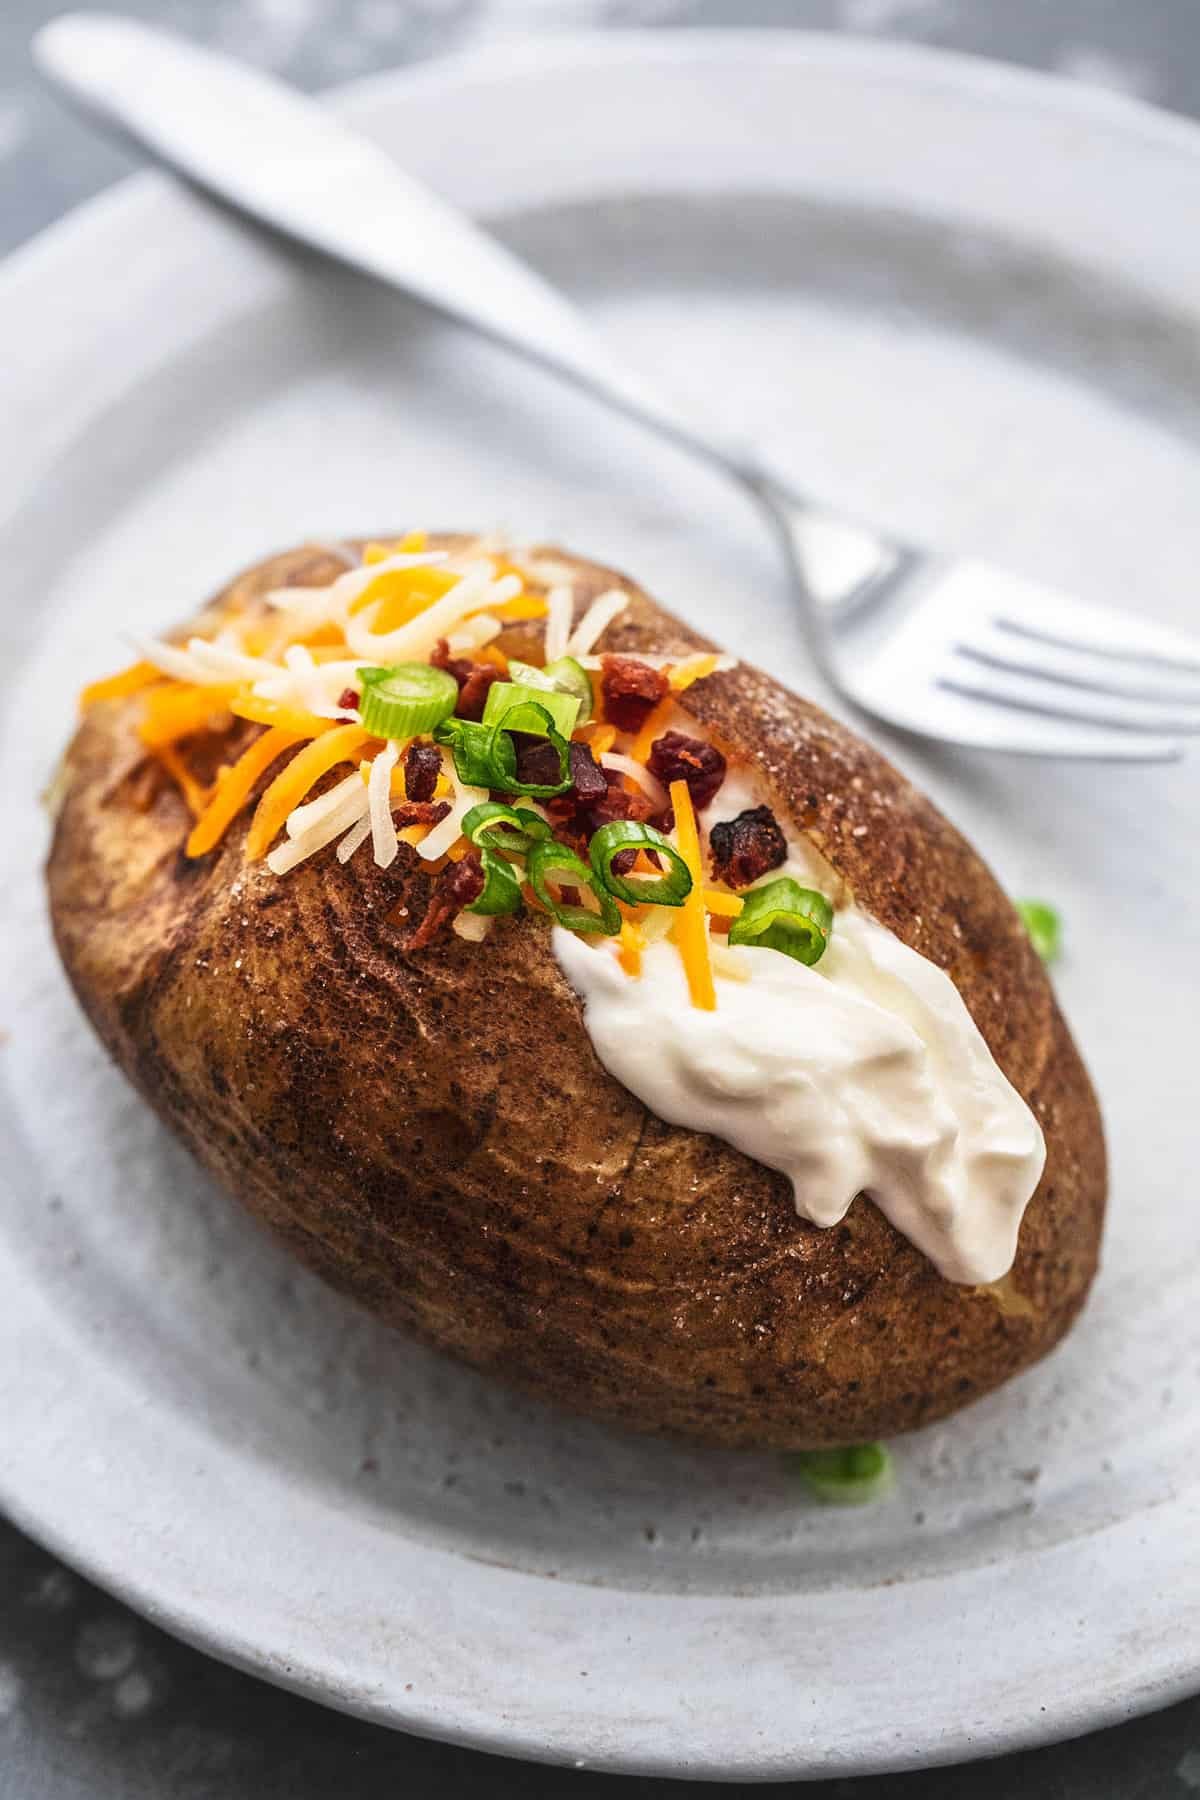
[566, 590, 627, 658]
[600, 753, 669, 812]
[543, 585, 573, 662]
[368, 743, 401, 870]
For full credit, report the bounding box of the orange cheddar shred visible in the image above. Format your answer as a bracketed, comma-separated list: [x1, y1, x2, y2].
[186, 726, 305, 858]
[79, 659, 162, 711]
[230, 696, 337, 737]
[669, 653, 719, 693]
[631, 696, 673, 765]
[669, 778, 716, 1011]
[138, 684, 237, 748]
[245, 725, 371, 861]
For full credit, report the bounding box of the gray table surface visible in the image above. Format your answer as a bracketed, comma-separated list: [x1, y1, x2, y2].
[4, 2, 1200, 1795]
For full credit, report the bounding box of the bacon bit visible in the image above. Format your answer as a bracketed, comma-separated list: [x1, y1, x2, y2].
[79, 659, 162, 711]
[430, 637, 502, 722]
[337, 686, 360, 711]
[458, 663, 501, 722]
[601, 655, 669, 734]
[709, 805, 788, 888]
[392, 799, 451, 836]
[511, 733, 563, 790]
[404, 739, 442, 803]
[566, 740, 608, 806]
[403, 853, 486, 949]
[647, 730, 727, 811]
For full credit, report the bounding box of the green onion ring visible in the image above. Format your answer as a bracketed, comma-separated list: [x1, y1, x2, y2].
[1015, 898, 1061, 964]
[588, 820, 692, 907]
[482, 679, 580, 740]
[434, 716, 517, 789]
[527, 839, 621, 936]
[485, 700, 573, 797]
[727, 877, 833, 966]
[356, 662, 458, 738]
[461, 801, 552, 857]
[466, 848, 524, 917]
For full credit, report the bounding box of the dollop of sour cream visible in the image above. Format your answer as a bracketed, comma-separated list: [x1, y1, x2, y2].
[553, 781, 1045, 1284]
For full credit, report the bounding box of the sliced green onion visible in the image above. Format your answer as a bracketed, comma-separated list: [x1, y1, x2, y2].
[461, 800, 552, 857]
[505, 659, 556, 691]
[482, 680, 581, 740]
[434, 716, 516, 789]
[1015, 898, 1061, 964]
[728, 877, 833, 966]
[356, 662, 458, 738]
[489, 701, 573, 797]
[589, 820, 692, 907]
[542, 656, 594, 725]
[436, 703, 573, 797]
[784, 1444, 893, 1506]
[528, 839, 620, 936]
[507, 657, 593, 725]
[466, 848, 523, 917]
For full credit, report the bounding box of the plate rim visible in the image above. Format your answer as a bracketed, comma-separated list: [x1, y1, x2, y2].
[5, 28, 1200, 1779]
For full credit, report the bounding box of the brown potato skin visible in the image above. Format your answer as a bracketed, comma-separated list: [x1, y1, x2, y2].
[46, 539, 1106, 1448]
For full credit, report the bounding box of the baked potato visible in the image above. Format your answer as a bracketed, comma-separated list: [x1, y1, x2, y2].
[46, 535, 1105, 1448]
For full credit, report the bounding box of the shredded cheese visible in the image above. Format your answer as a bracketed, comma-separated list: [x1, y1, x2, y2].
[669, 652, 721, 692]
[79, 660, 162, 711]
[566, 589, 627, 658]
[230, 696, 337, 736]
[368, 742, 401, 869]
[336, 813, 374, 863]
[453, 911, 493, 942]
[600, 753, 669, 813]
[152, 745, 210, 818]
[345, 565, 516, 664]
[668, 778, 716, 1011]
[139, 684, 236, 748]
[186, 726, 303, 857]
[446, 613, 502, 656]
[416, 755, 486, 861]
[245, 725, 371, 861]
[703, 889, 744, 919]
[285, 770, 365, 841]
[630, 697, 674, 765]
[267, 782, 371, 875]
[543, 586, 573, 662]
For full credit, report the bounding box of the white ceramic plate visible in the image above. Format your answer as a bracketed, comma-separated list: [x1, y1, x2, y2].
[2, 32, 1199, 1782]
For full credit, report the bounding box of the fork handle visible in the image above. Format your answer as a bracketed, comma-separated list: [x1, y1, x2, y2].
[35, 12, 903, 612]
[34, 18, 750, 464]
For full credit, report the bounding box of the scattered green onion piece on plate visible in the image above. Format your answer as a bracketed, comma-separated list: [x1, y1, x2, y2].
[784, 1443, 893, 1506]
[727, 877, 833, 966]
[482, 680, 580, 740]
[589, 820, 692, 907]
[356, 662, 458, 738]
[434, 716, 517, 789]
[528, 840, 621, 935]
[466, 848, 524, 917]
[461, 800, 551, 857]
[1015, 899, 1061, 964]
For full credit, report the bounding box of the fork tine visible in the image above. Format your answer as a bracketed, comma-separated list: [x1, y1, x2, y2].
[938, 662, 1200, 736]
[953, 632, 1200, 709]
[991, 586, 1200, 675]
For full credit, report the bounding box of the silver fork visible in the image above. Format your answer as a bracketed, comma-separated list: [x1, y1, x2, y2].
[36, 12, 1200, 762]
